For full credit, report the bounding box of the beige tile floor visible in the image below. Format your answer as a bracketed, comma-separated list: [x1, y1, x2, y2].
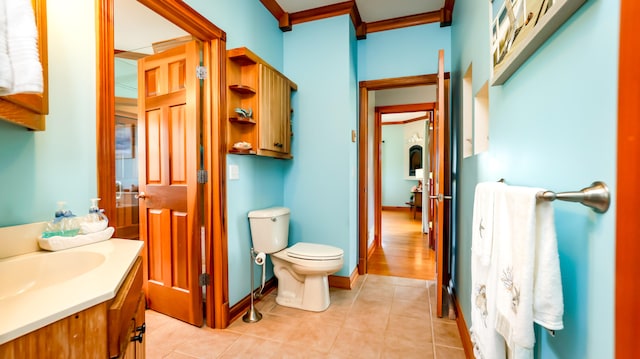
[145, 274, 466, 358]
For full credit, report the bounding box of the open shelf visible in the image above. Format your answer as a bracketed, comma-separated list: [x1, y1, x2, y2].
[229, 117, 256, 124]
[228, 50, 257, 66]
[229, 147, 256, 155]
[229, 84, 256, 94]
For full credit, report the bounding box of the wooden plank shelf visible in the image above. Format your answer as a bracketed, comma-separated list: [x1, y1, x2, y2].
[229, 117, 256, 124]
[229, 84, 256, 94]
[229, 147, 256, 155]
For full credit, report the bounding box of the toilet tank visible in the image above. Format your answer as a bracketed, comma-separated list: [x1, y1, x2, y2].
[247, 207, 290, 254]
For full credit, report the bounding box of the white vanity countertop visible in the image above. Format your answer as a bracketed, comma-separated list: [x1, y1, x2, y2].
[0, 238, 143, 345]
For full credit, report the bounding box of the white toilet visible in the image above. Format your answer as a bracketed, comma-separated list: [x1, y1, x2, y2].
[248, 207, 344, 312]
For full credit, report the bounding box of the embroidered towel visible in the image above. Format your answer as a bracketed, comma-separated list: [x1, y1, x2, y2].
[2, 0, 43, 95]
[470, 182, 506, 359]
[493, 186, 563, 359]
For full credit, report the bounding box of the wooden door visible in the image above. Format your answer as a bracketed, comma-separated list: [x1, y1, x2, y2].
[137, 40, 203, 326]
[432, 49, 447, 318]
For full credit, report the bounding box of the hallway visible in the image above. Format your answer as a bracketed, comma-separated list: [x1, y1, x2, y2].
[368, 209, 435, 280]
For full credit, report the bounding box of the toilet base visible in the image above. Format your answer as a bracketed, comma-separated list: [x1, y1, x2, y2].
[275, 274, 331, 312]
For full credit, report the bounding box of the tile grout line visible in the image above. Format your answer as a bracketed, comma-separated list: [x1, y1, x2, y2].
[428, 281, 438, 359]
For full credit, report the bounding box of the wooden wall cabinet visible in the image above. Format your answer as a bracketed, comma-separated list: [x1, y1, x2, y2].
[227, 47, 297, 159]
[0, 257, 145, 359]
[0, 0, 49, 131]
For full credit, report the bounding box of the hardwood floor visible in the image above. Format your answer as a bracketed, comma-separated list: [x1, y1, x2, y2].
[368, 208, 436, 280]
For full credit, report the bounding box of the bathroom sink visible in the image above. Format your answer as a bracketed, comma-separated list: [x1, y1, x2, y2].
[0, 251, 106, 301]
[0, 239, 143, 345]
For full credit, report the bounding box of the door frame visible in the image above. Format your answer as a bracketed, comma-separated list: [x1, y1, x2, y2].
[96, 0, 230, 329]
[358, 73, 449, 275]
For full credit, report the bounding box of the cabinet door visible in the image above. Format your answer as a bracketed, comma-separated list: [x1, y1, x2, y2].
[259, 64, 291, 154]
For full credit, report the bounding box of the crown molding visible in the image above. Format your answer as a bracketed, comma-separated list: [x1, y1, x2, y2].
[259, 0, 454, 39]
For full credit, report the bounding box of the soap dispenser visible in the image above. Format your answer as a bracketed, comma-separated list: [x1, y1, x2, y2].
[79, 198, 109, 234]
[42, 201, 80, 238]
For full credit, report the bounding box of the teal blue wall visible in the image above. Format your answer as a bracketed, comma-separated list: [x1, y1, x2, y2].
[381, 125, 418, 207]
[358, 23, 451, 81]
[186, 0, 283, 68]
[282, 16, 359, 277]
[186, 0, 286, 306]
[451, 0, 619, 357]
[0, 0, 97, 227]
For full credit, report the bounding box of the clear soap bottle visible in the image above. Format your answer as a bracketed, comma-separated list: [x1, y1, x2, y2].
[79, 198, 109, 234]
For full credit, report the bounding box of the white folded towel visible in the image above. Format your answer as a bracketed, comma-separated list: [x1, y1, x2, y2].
[1, 0, 43, 95]
[470, 182, 506, 359]
[0, 0, 12, 93]
[493, 186, 564, 359]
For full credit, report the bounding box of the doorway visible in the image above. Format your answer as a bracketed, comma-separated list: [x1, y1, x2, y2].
[367, 102, 435, 280]
[96, 0, 230, 329]
[358, 70, 451, 315]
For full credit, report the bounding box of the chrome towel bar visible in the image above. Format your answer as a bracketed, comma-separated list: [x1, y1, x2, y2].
[496, 179, 611, 214]
[536, 181, 610, 214]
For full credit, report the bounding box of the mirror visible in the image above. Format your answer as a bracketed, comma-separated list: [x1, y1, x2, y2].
[0, 0, 48, 130]
[409, 145, 422, 177]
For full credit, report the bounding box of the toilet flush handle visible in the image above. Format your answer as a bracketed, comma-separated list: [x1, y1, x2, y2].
[271, 217, 277, 222]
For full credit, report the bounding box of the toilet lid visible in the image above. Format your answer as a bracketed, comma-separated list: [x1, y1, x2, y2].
[287, 242, 343, 260]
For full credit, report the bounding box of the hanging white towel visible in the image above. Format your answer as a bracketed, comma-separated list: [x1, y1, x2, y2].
[532, 198, 564, 330]
[1, 0, 43, 95]
[0, 0, 12, 93]
[493, 186, 564, 359]
[472, 182, 505, 266]
[470, 182, 506, 359]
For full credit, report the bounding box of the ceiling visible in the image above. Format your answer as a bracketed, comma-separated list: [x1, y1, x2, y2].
[275, 0, 445, 23]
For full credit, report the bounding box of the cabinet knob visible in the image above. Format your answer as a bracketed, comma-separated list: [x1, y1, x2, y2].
[274, 142, 283, 148]
[135, 323, 146, 334]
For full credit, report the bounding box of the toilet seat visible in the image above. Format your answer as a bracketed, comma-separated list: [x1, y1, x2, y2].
[286, 242, 343, 260]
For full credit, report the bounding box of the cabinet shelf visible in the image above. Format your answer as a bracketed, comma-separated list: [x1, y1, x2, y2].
[229, 84, 256, 94]
[229, 147, 256, 155]
[229, 117, 256, 124]
[227, 47, 296, 159]
[228, 51, 257, 66]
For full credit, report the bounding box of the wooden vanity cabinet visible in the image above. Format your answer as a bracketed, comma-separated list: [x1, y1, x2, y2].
[0, 257, 145, 359]
[227, 47, 297, 159]
[108, 256, 145, 359]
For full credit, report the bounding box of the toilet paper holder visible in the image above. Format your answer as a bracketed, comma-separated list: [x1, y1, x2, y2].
[243, 247, 263, 323]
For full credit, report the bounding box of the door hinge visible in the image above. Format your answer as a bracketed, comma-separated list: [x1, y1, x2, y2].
[196, 66, 207, 80]
[197, 170, 208, 184]
[199, 273, 211, 286]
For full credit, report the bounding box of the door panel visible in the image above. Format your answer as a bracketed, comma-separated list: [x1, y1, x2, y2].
[138, 40, 203, 326]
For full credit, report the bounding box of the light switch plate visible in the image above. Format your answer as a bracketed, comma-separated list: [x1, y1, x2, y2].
[351, 130, 356, 142]
[229, 164, 239, 180]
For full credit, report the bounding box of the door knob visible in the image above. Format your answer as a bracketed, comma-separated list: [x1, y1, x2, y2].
[136, 192, 147, 199]
[429, 194, 453, 201]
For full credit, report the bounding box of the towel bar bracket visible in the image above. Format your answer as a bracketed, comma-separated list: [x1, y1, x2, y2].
[536, 181, 610, 214]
